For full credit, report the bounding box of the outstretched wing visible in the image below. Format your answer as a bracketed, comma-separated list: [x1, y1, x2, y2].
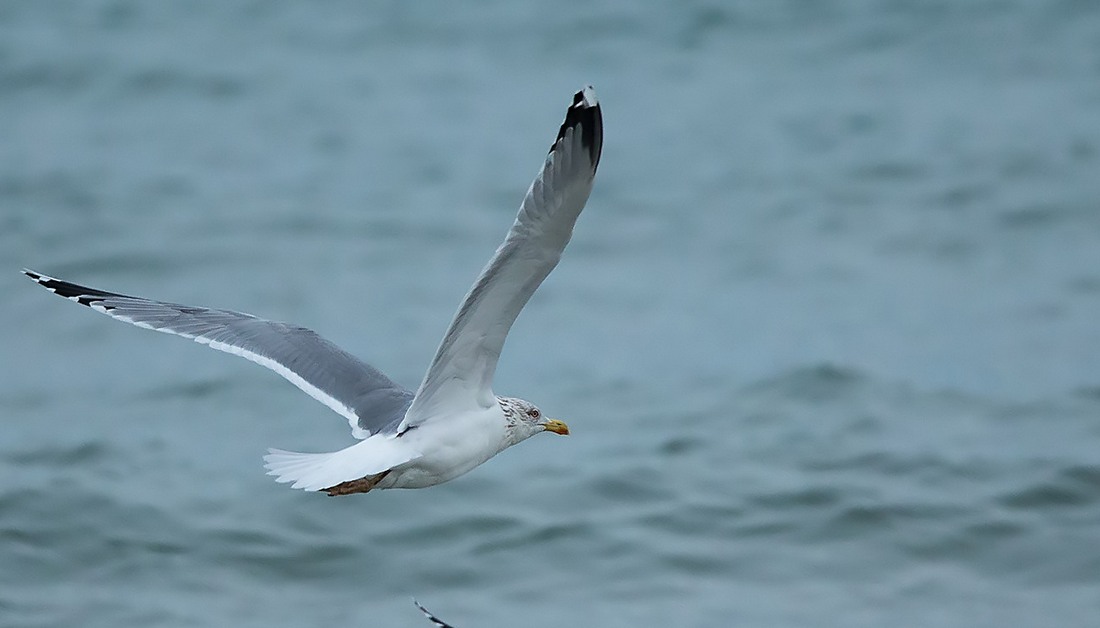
[402, 86, 603, 426]
[23, 270, 412, 438]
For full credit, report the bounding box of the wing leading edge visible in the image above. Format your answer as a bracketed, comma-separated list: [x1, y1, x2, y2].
[403, 86, 603, 426]
[23, 270, 413, 438]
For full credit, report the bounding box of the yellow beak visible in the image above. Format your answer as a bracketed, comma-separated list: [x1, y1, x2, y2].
[542, 419, 570, 435]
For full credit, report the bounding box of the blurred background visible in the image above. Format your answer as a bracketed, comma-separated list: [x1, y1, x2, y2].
[3, 1, 1100, 627]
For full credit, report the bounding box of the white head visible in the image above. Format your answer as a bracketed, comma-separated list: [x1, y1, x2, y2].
[497, 396, 570, 447]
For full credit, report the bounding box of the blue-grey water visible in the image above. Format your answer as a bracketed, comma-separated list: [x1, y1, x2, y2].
[3, 1, 1100, 626]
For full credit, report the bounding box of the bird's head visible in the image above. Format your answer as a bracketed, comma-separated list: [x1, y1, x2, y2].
[498, 396, 569, 444]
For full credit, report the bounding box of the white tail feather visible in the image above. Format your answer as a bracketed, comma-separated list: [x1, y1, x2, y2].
[263, 436, 419, 491]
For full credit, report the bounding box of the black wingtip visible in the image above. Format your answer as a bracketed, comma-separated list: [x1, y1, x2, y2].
[551, 85, 603, 170]
[413, 599, 457, 628]
[23, 269, 120, 309]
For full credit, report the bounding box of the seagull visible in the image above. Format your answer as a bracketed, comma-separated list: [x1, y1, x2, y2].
[24, 86, 602, 496]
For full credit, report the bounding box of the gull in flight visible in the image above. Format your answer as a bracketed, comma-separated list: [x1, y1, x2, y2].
[24, 86, 602, 496]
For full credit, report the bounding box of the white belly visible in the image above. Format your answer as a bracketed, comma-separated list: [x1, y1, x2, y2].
[379, 406, 508, 489]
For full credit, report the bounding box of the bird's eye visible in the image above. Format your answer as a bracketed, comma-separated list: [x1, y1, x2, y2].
[527, 408, 540, 419]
